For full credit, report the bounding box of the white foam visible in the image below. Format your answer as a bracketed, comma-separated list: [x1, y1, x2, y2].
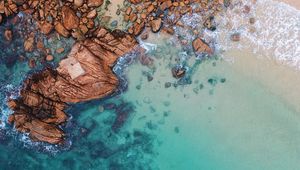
[215, 0, 300, 69]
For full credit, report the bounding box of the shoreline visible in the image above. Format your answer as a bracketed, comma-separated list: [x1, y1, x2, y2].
[278, 0, 300, 9]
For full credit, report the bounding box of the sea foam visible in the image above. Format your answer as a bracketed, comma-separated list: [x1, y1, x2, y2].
[215, 0, 300, 69]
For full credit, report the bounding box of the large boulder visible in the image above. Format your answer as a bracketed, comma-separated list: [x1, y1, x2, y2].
[61, 6, 79, 30]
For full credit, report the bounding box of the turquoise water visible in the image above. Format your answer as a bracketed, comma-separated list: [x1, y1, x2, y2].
[1, 1, 300, 169]
[1, 36, 300, 169]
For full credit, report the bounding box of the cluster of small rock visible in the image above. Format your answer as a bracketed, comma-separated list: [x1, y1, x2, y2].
[122, 0, 227, 38]
[0, 0, 103, 39]
[0, 0, 18, 24]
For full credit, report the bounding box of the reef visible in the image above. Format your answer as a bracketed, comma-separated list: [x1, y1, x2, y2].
[7, 27, 138, 144]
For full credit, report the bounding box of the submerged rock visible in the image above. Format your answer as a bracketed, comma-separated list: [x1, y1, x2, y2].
[4, 29, 13, 42]
[171, 66, 186, 79]
[7, 27, 138, 144]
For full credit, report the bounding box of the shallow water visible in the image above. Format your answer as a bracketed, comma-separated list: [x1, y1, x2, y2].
[1, 0, 300, 170]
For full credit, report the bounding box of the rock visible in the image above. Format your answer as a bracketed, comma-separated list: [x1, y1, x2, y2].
[8, 28, 138, 144]
[98, 105, 104, 112]
[55, 22, 70, 37]
[165, 82, 172, 88]
[151, 18, 162, 33]
[56, 48, 65, 54]
[61, 6, 79, 30]
[192, 38, 213, 56]
[243, 5, 251, 14]
[87, 9, 97, 19]
[0, 2, 4, 14]
[129, 0, 141, 4]
[46, 55, 54, 61]
[0, 14, 2, 24]
[28, 58, 36, 68]
[74, 0, 84, 7]
[125, 7, 132, 15]
[171, 66, 186, 79]
[38, 22, 53, 35]
[24, 34, 35, 52]
[204, 16, 216, 31]
[249, 17, 255, 24]
[139, 54, 153, 66]
[133, 21, 145, 36]
[147, 75, 153, 82]
[4, 29, 13, 42]
[230, 33, 241, 42]
[87, 0, 104, 7]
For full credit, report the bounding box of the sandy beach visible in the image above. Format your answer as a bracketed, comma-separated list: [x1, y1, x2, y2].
[278, 0, 300, 9]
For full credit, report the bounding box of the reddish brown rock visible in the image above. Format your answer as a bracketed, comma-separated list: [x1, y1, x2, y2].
[56, 47, 65, 54]
[61, 6, 79, 30]
[151, 18, 163, 33]
[55, 22, 70, 37]
[24, 33, 35, 52]
[87, 9, 97, 19]
[74, 0, 84, 7]
[133, 21, 145, 36]
[38, 22, 53, 35]
[46, 55, 54, 61]
[8, 28, 138, 144]
[192, 38, 213, 56]
[129, 0, 141, 4]
[4, 29, 13, 42]
[87, 0, 104, 7]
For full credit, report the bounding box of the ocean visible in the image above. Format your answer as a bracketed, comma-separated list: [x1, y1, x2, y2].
[0, 0, 300, 169]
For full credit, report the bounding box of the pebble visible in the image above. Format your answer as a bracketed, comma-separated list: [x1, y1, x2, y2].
[249, 17, 255, 24]
[46, 55, 54, 62]
[56, 47, 65, 54]
[4, 29, 13, 42]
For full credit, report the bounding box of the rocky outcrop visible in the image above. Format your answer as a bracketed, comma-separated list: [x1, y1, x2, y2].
[192, 38, 213, 57]
[7, 28, 138, 144]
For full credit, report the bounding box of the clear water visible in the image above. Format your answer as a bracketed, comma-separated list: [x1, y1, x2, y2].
[1, 0, 300, 170]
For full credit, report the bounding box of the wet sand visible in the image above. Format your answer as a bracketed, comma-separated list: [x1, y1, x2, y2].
[278, 0, 300, 9]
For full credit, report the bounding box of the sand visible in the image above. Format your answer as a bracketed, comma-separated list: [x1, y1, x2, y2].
[278, 0, 300, 9]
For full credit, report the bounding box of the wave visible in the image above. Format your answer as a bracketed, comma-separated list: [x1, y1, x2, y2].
[214, 0, 300, 68]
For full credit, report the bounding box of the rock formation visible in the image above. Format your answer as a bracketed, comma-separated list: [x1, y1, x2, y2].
[192, 38, 213, 57]
[7, 27, 138, 144]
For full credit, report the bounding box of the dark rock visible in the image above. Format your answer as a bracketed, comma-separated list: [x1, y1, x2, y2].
[164, 82, 172, 88]
[171, 66, 186, 79]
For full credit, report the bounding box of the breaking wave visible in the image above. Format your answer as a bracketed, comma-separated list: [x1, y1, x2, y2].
[215, 0, 300, 68]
